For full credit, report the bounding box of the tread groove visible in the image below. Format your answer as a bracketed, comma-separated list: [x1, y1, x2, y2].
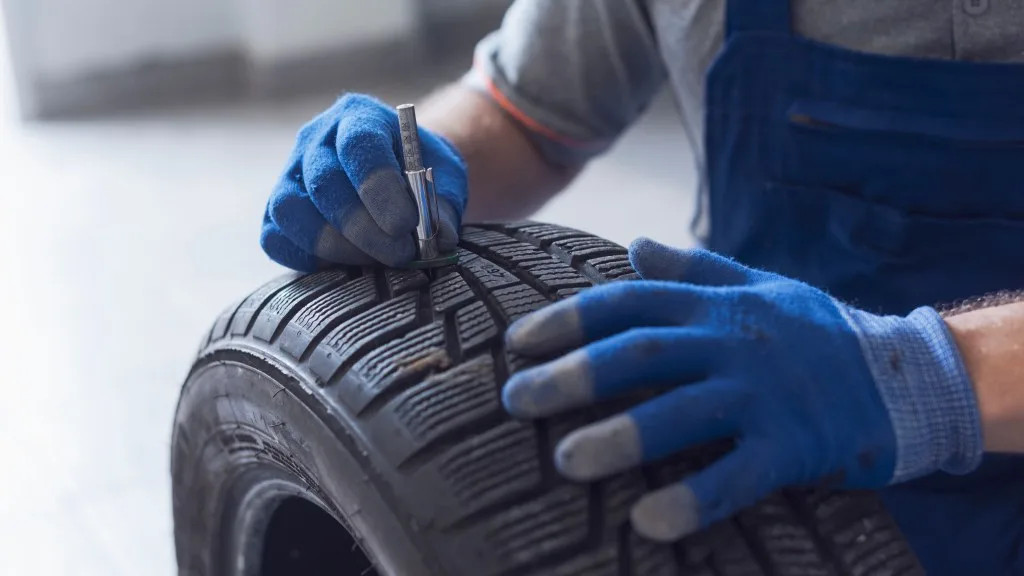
[267, 275, 351, 345]
[731, 514, 782, 576]
[534, 420, 556, 485]
[460, 242, 565, 300]
[295, 298, 378, 363]
[396, 409, 507, 473]
[786, 490, 848, 576]
[441, 478, 552, 532]
[617, 523, 633, 576]
[353, 365, 442, 421]
[443, 311, 463, 364]
[456, 267, 510, 333]
[502, 225, 614, 285]
[373, 267, 393, 301]
[242, 275, 302, 336]
[332, 323, 420, 380]
[418, 286, 435, 324]
[323, 317, 422, 387]
[587, 482, 605, 549]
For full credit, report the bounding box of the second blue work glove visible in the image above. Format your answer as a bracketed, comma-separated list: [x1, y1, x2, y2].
[261, 93, 468, 271]
[502, 238, 984, 542]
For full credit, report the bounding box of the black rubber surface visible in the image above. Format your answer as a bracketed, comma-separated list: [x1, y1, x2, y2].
[173, 221, 924, 576]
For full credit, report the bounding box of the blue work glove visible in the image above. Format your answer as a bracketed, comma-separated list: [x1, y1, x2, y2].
[502, 238, 984, 542]
[260, 93, 468, 271]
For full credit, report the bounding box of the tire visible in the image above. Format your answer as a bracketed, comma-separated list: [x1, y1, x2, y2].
[172, 221, 923, 576]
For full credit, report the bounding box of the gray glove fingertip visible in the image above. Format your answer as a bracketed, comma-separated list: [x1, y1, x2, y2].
[630, 483, 701, 542]
[376, 237, 417, 268]
[357, 168, 420, 237]
[555, 413, 642, 481]
[314, 224, 376, 266]
[341, 207, 417, 268]
[628, 237, 685, 281]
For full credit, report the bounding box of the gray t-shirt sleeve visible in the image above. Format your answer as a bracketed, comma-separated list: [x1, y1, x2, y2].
[461, 0, 667, 167]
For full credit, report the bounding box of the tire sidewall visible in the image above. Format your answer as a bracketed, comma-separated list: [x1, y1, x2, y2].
[171, 345, 439, 576]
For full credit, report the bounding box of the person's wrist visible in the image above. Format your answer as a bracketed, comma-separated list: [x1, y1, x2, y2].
[943, 302, 1024, 453]
[840, 305, 984, 482]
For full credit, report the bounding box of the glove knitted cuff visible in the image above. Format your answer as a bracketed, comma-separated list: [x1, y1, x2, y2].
[839, 305, 984, 484]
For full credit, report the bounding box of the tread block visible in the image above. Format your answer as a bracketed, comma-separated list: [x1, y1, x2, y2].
[848, 540, 920, 576]
[492, 220, 534, 230]
[736, 495, 831, 575]
[250, 270, 347, 342]
[377, 355, 501, 465]
[386, 268, 429, 295]
[278, 276, 378, 359]
[456, 302, 500, 353]
[430, 273, 475, 314]
[431, 420, 542, 526]
[686, 521, 763, 576]
[512, 223, 592, 245]
[461, 227, 521, 248]
[335, 322, 447, 415]
[556, 286, 587, 299]
[485, 243, 557, 266]
[228, 274, 298, 336]
[631, 538, 681, 576]
[460, 251, 520, 290]
[483, 485, 591, 570]
[306, 292, 419, 383]
[603, 472, 648, 537]
[551, 237, 628, 262]
[589, 254, 638, 280]
[492, 284, 549, 324]
[809, 493, 921, 575]
[519, 260, 592, 290]
[526, 543, 619, 576]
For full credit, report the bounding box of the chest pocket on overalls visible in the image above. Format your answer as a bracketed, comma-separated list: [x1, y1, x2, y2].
[766, 98, 1024, 313]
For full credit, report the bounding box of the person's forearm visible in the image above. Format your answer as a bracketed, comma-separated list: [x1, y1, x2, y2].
[944, 298, 1024, 453]
[416, 83, 583, 223]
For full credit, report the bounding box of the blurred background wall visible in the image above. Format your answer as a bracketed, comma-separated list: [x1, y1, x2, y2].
[3, 0, 510, 118]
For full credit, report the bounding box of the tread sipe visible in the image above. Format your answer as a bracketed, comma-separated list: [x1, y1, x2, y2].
[192, 221, 923, 576]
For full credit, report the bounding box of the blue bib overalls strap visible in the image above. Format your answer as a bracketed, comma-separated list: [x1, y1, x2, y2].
[704, 1, 1024, 573]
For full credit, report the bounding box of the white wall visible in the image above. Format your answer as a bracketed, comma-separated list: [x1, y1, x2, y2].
[5, 0, 507, 86]
[25, 0, 238, 81]
[237, 0, 418, 65]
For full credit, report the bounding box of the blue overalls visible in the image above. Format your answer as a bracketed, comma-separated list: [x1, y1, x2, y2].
[704, 1, 1024, 573]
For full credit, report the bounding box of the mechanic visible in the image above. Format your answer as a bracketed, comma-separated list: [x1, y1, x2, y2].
[259, 1, 1024, 573]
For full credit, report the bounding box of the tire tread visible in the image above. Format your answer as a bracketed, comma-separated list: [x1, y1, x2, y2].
[198, 222, 922, 576]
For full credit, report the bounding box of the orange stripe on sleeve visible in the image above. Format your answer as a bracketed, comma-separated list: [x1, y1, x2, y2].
[472, 57, 605, 150]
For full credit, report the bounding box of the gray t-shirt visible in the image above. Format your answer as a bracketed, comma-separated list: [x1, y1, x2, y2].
[462, 0, 1024, 236]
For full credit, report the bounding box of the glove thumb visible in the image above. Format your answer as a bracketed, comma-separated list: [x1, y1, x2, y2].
[628, 237, 757, 286]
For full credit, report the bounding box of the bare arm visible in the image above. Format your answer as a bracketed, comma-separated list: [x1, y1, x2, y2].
[415, 0, 666, 223]
[946, 299, 1024, 453]
[418, 83, 583, 223]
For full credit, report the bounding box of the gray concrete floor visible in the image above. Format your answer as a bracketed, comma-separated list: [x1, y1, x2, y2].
[0, 63, 695, 574]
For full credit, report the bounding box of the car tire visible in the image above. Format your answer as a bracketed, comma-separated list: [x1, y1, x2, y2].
[171, 221, 923, 576]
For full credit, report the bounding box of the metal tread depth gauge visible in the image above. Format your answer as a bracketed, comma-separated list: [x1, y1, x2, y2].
[396, 104, 459, 269]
